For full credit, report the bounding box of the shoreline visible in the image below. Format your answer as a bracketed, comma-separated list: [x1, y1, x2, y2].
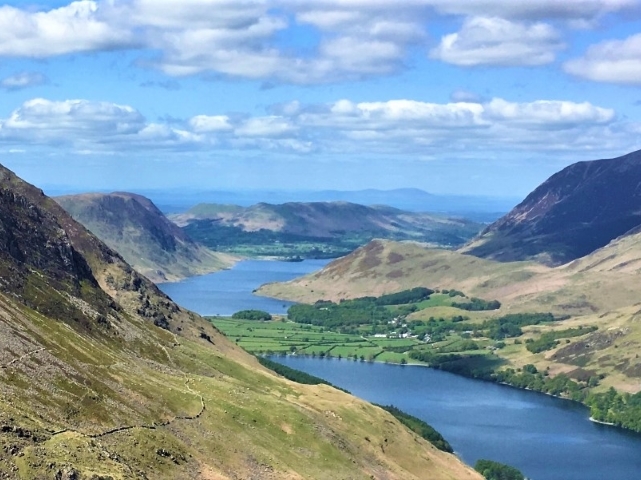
[589, 416, 616, 426]
[269, 353, 638, 435]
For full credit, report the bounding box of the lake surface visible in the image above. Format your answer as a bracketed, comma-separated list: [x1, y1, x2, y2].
[158, 259, 330, 316]
[159, 258, 641, 480]
[273, 356, 641, 480]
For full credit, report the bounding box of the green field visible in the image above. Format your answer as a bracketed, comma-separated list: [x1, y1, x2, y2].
[211, 288, 511, 364]
[211, 317, 422, 361]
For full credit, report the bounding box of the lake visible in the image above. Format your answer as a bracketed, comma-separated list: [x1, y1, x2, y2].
[158, 259, 330, 316]
[160, 259, 641, 480]
[273, 356, 641, 480]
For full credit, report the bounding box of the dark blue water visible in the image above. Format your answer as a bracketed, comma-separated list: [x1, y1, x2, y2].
[273, 357, 641, 480]
[158, 259, 330, 316]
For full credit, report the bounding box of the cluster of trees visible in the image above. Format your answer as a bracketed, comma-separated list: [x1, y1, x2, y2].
[494, 367, 587, 401]
[376, 404, 452, 452]
[474, 459, 524, 480]
[442, 289, 465, 298]
[482, 313, 556, 340]
[409, 312, 558, 343]
[288, 302, 392, 328]
[232, 309, 273, 321]
[373, 287, 434, 305]
[287, 288, 434, 329]
[525, 326, 598, 354]
[451, 297, 501, 311]
[587, 388, 641, 432]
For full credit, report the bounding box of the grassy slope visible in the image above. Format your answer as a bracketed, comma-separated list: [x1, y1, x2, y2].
[258, 237, 641, 393]
[0, 292, 480, 480]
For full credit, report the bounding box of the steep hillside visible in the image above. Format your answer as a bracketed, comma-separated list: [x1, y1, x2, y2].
[56, 192, 235, 282]
[0, 167, 480, 479]
[463, 149, 641, 265]
[171, 201, 482, 259]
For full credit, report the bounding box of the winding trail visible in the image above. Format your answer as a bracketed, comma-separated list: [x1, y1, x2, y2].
[0, 348, 45, 369]
[2, 333, 209, 480]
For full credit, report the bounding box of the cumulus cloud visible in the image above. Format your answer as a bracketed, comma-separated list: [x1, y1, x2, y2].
[189, 115, 233, 133]
[564, 33, 641, 85]
[0, 1, 134, 57]
[0, 98, 187, 150]
[0, 0, 632, 84]
[430, 17, 564, 66]
[0, 95, 630, 158]
[0, 72, 49, 91]
[427, 0, 635, 21]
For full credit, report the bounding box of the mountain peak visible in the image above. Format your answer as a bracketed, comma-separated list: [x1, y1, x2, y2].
[462, 149, 641, 265]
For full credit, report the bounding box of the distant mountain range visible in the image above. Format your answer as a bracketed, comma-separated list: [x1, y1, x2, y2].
[55, 192, 234, 282]
[111, 188, 519, 221]
[463, 149, 641, 265]
[171, 201, 483, 257]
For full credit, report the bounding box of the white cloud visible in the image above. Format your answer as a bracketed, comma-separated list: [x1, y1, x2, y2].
[484, 98, 615, 127]
[430, 17, 564, 67]
[0, 0, 632, 84]
[0, 98, 191, 150]
[302, 99, 488, 130]
[3, 98, 144, 134]
[564, 33, 641, 85]
[234, 116, 298, 137]
[0, 1, 134, 57]
[0, 72, 49, 90]
[427, 0, 636, 21]
[0, 95, 630, 159]
[189, 115, 233, 133]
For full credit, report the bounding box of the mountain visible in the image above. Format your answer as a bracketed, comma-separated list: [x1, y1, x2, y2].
[171, 201, 483, 250]
[0, 166, 480, 479]
[463, 149, 641, 265]
[112, 187, 517, 221]
[55, 192, 235, 282]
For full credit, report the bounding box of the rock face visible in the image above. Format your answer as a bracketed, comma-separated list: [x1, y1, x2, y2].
[0, 165, 202, 334]
[463, 149, 641, 265]
[56, 192, 234, 282]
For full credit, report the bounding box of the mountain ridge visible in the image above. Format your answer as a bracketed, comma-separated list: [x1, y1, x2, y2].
[172, 200, 482, 248]
[462, 149, 641, 265]
[56, 192, 235, 283]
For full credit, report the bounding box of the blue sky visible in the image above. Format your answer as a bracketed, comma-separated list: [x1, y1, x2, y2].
[1, 0, 641, 197]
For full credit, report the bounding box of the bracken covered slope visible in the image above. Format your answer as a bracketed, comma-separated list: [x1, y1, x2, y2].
[55, 192, 235, 283]
[462, 149, 641, 265]
[0, 166, 480, 480]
